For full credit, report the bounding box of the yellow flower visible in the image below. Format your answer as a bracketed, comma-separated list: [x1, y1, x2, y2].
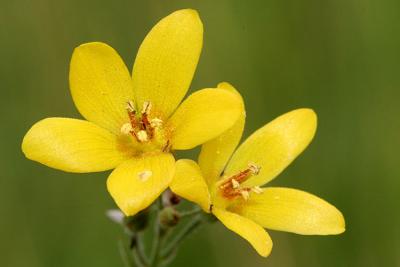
[170, 83, 345, 257]
[21, 10, 242, 216]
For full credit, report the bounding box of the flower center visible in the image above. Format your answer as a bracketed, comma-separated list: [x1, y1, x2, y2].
[120, 100, 171, 153]
[217, 163, 263, 201]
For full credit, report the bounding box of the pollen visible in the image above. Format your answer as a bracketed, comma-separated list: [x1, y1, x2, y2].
[231, 179, 240, 189]
[142, 101, 152, 114]
[240, 190, 250, 200]
[137, 170, 152, 182]
[150, 118, 163, 128]
[121, 123, 133, 135]
[126, 100, 136, 112]
[137, 130, 149, 142]
[248, 163, 261, 175]
[122, 100, 169, 145]
[218, 162, 262, 200]
[251, 186, 263, 194]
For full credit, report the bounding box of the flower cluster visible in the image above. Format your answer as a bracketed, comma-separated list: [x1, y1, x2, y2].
[22, 9, 345, 258]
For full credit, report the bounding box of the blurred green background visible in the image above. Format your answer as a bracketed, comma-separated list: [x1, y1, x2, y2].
[1, 0, 399, 266]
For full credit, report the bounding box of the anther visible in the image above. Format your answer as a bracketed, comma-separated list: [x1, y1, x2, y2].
[219, 163, 263, 200]
[121, 123, 133, 135]
[150, 118, 163, 128]
[142, 101, 152, 114]
[126, 100, 135, 112]
[251, 186, 263, 194]
[248, 163, 261, 175]
[137, 130, 149, 142]
[231, 179, 240, 189]
[240, 190, 250, 201]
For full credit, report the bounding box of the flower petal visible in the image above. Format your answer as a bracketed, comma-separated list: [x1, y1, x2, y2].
[234, 187, 345, 235]
[132, 9, 203, 118]
[213, 208, 273, 257]
[225, 109, 317, 187]
[198, 82, 245, 186]
[170, 159, 211, 212]
[70, 42, 134, 134]
[168, 89, 242, 150]
[22, 118, 130, 173]
[107, 153, 175, 216]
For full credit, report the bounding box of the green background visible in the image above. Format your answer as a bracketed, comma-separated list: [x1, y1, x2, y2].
[1, 0, 399, 266]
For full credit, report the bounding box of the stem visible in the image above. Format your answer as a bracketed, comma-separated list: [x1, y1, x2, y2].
[179, 207, 202, 218]
[150, 216, 161, 266]
[159, 248, 177, 267]
[132, 248, 146, 267]
[118, 239, 136, 267]
[119, 239, 146, 267]
[136, 232, 149, 266]
[149, 198, 166, 267]
[117, 200, 206, 267]
[161, 214, 203, 259]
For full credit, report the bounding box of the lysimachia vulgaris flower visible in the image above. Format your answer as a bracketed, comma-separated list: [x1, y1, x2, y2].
[170, 83, 345, 257]
[22, 9, 242, 216]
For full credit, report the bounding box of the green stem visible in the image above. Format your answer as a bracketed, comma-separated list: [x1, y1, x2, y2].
[149, 198, 167, 267]
[132, 248, 146, 267]
[119, 239, 146, 267]
[159, 248, 177, 267]
[136, 232, 150, 266]
[179, 207, 202, 218]
[119, 201, 206, 267]
[161, 214, 203, 259]
[150, 216, 161, 266]
[118, 239, 136, 267]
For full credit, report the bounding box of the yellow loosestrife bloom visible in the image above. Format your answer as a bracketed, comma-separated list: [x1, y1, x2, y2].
[170, 83, 345, 257]
[21, 10, 242, 216]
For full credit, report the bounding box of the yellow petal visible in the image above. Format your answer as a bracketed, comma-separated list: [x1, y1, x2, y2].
[213, 208, 273, 257]
[234, 187, 345, 235]
[170, 159, 211, 212]
[132, 9, 203, 118]
[198, 82, 245, 186]
[225, 109, 317, 187]
[70, 42, 134, 134]
[22, 118, 130, 173]
[107, 153, 175, 216]
[169, 89, 242, 150]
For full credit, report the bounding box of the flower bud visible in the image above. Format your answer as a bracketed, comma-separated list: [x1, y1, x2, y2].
[159, 207, 180, 228]
[162, 189, 181, 207]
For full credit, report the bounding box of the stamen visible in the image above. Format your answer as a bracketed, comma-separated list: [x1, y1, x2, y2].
[122, 100, 169, 145]
[150, 118, 163, 128]
[231, 179, 240, 189]
[251, 186, 263, 194]
[162, 140, 171, 152]
[219, 162, 262, 200]
[240, 190, 250, 200]
[248, 163, 261, 175]
[121, 123, 133, 135]
[137, 130, 148, 142]
[142, 101, 152, 114]
[126, 100, 135, 112]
